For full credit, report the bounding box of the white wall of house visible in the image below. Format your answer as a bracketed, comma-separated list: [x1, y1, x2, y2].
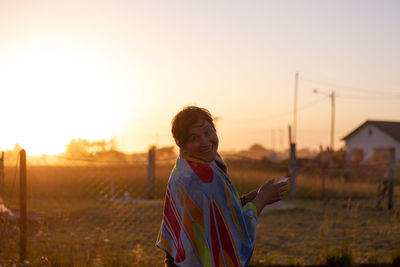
[345, 124, 400, 163]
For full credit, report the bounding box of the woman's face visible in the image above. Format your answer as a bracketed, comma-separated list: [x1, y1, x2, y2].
[182, 119, 219, 162]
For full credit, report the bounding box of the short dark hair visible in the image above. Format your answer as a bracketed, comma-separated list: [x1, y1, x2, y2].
[171, 106, 216, 148]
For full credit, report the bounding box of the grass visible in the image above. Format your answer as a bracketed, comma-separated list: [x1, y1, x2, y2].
[252, 199, 400, 266]
[1, 163, 400, 266]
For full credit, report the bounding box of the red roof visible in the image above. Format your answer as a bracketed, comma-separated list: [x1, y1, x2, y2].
[342, 120, 400, 142]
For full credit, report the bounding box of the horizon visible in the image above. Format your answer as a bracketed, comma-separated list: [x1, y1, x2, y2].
[2, 139, 341, 159]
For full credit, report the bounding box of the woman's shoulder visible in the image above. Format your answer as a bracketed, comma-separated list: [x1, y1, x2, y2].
[169, 155, 215, 189]
[171, 155, 191, 179]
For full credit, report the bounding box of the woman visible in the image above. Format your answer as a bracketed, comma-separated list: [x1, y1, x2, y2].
[156, 106, 288, 267]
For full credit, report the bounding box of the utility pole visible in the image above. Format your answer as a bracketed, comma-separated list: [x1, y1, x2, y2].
[288, 125, 296, 200]
[290, 72, 299, 200]
[293, 72, 299, 143]
[313, 89, 336, 151]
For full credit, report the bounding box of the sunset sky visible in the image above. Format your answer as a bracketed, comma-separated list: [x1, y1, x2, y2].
[1, 0, 399, 155]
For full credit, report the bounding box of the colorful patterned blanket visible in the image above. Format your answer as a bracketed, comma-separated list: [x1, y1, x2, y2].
[156, 153, 258, 267]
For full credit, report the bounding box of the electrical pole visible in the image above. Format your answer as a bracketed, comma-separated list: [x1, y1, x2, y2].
[313, 89, 336, 152]
[288, 125, 296, 200]
[293, 72, 298, 143]
[290, 72, 299, 200]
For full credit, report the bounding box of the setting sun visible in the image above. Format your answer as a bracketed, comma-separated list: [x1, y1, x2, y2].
[1, 40, 142, 155]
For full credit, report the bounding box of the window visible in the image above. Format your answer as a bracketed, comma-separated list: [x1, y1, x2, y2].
[351, 149, 364, 163]
[371, 148, 395, 164]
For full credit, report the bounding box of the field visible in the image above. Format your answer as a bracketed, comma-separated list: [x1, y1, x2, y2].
[1, 162, 400, 266]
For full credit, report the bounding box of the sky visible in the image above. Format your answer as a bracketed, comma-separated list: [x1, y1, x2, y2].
[1, 0, 400, 155]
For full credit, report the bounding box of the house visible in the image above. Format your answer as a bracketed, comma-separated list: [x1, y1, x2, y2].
[342, 120, 400, 164]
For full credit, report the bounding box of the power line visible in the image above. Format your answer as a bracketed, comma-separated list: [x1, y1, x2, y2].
[297, 96, 327, 111]
[337, 93, 400, 100]
[300, 77, 400, 96]
[224, 96, 327, 123]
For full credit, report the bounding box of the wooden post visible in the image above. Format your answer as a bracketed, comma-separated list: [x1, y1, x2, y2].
[322, 171, 327, 211]
[347, 169, 352, 209]
[0, 152, 4, 197]
[290, 143, 297, 200]
[288, 126, 296, 200]
[319, 146, 325, 211]
[319, 146, 328, 212]
[147, 146, 156, 199]
[376, 167, 383, 209]
[19, 149, 27, 264]
[388, 149, 395, 210]
[345, 158, 352, 209]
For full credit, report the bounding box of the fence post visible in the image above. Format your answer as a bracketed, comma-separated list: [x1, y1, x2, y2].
[288, 126, 296, 200]
[388, 149, 395, 210]
[0, 152, 4, 197]
[147, 146, 156, 199]
[322, 171, 327, 212]
[345, 159, 352, 209]
[319, 146, 329, 212]
[376, 165, 383, 209]
[20, 149, 27, 264]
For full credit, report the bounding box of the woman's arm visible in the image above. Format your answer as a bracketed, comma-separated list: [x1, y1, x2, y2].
[240, 189, 258, 206]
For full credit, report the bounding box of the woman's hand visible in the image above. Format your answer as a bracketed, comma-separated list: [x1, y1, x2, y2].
[251, 178, 288, 216]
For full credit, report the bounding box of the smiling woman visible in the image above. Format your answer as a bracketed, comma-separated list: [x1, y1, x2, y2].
[0, 42, 141, 155]
[156, 106, 289, 267]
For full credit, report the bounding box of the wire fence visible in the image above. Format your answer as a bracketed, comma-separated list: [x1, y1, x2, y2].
[1, 149, 400, 266]
[0, 149, 174, 266]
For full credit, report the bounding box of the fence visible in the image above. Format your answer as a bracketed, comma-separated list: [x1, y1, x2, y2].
[0, 148, 174, 266]
[1, 149, 400, 266]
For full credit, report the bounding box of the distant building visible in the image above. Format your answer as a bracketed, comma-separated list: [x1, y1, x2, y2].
[342, 120, 400, 164]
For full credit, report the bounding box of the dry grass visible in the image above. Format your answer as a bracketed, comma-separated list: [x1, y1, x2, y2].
[1, 163, 399, 266]
[252, 199, 400, 266]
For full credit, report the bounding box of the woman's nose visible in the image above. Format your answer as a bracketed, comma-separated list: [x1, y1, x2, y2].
[199, 135, 209, 145]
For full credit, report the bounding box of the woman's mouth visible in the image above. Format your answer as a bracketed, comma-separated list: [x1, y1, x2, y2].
[200, 146, 213, 154]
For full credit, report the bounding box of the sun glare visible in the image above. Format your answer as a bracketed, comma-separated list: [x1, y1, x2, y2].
[1, 42, 141, 156]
